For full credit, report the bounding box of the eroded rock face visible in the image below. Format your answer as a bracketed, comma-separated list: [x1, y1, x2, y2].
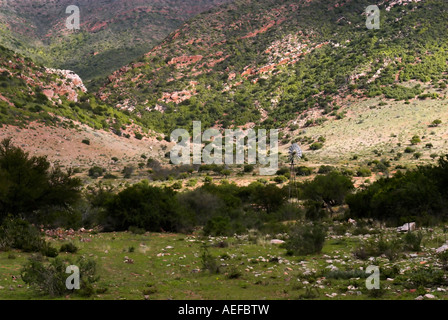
[44, 68, 87, 102]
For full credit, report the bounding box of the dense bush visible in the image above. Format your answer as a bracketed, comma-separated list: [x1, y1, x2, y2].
[356, 167, 372, 177]
[296, 166, 313, 176]
[353, 235, 403, 261]
[0, 218, 58, 257]
[285, 223, 327, 256]
[88, 166, 105, 178]
[103, 180, 186, 232]
[203, 216, 232, 236]
[0, 138, 82, 223]
[347, 156, 448, 224]
[301, 171, 354, 216]
[21, 254, 98, 297]
[60, 242, 79, 254]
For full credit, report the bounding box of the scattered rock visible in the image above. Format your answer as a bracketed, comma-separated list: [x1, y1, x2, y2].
[270, 239, 285, 244]
[124, 256, 134, 264]
[397, 222, 416, 232]
[436, 243, 448, 253]
[424, 294, 436, 299]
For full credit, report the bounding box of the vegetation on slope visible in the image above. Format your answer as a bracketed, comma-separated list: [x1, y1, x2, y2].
[98, 0, 448, 135]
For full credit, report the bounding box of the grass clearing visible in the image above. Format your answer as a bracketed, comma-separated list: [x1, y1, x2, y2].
[2, 225, 448, 300]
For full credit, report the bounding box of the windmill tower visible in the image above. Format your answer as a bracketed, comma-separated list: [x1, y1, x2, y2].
[288, 143, 302, 200]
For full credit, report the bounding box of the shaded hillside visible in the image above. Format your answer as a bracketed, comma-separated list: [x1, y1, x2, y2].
[0, 0, 231, 83]
[97, 0, 448, 134]
[0, 45, 142, 135]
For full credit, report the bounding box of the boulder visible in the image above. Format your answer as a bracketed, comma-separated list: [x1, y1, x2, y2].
[436, 243, 448, 253]
[397, 222, 416, 232]
[270, 239, 285, 245]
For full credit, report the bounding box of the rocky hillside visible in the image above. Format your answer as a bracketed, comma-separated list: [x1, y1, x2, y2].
[0, 0, 231, 83]
[0, 44, 146, 137]
[0, 44, 168, 168]
[97, 0, 448, 136]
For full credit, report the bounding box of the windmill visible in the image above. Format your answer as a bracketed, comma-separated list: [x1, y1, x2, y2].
[288, 143, 302, 200]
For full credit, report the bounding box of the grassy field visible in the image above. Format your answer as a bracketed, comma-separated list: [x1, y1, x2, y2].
[285, 89, 448, 167]
[1, 223, 448, 300]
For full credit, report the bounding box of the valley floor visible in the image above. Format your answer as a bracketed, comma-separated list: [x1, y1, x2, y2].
[1, 225, 447, 300]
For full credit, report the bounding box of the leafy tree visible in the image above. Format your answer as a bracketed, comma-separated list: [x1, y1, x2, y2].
[249, 183, 287, 214]
[410, 135, 421, 145]
[0, 138, 82, 223]
[285, 223, 327, 256]
[347, 156, 448, 224]
[430, 119, 442, 127]
[302, 171, 354, 216]
[104, 181, 184, 232]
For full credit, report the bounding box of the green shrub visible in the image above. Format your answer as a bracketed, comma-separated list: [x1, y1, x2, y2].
[21, 254, 98, 297]
[403, 231, 423, 252]
[0, 218, 57, 257]
[171, 181, 183, 189]
[60, 242, 79, 254]
[273, 175, 288, 184]
[397, 267, 446, 288]
[203, 216, 231, 236]
[309, 142, 323, 151]
[243, 164, 254, 173]
[187, 179, 198, 187]
[105, 181, 186, 232]
[81, 139, 90, 145]
[88, 166, 105, 178]
[353, 235, 403, 261]
[0, 138, 81, 223]
[122, 166, 134, 178]
[128, 226, 146, 234]
[204, 176, 213, 184]
[410, 135, 421, 145]
[318, 165, 335, 174]
[296, 166, 313, 176]
[356, 167, 372, 177]
[325, 269, 367, 279]
[285, 223, 327, 256]
[413, 152, 423, 159]
[200, 244, 220, 274]
[430, 119, 442, 127]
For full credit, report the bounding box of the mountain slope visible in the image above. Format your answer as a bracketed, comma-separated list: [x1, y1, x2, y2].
[0, 0, 231, 83]
[0, 44, 146, 137]
[0, 44, 168, 168]
[97, 0, 448, 136]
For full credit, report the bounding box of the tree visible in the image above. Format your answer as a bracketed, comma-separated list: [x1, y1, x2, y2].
[410, 135, 421, 145]
[0, 138, 82, 223]
[302, 171, 354, 216]
[249, 183, 287, 214]
[243, 164, 254, 173]
[430, 119, 442, 127]
[221, 169, 231, 177]
[104, 181, 182, 232]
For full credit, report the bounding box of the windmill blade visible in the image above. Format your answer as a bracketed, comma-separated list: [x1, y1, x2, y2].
[288, 143, 302, 162]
